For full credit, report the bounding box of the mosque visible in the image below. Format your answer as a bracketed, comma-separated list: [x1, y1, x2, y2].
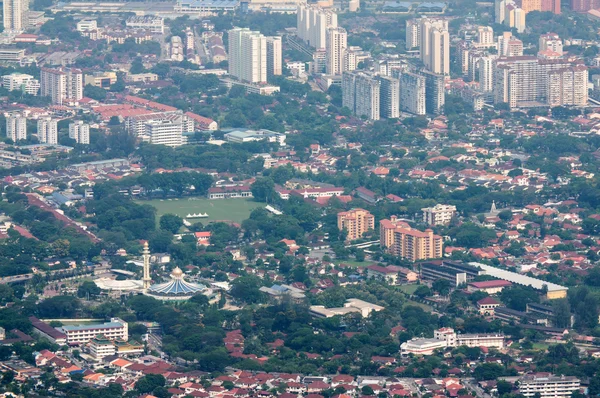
[94, 242, 212, 301]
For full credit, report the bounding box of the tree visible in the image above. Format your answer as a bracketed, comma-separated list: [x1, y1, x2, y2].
[77, 281, 101, 299]
[414, 285, 432, 298]
[230, 276, 265, 304]
[251, 177, 276, 203]
[553, 299, 571, 328]
[473, 363, 504, 381]
[432, 279, 452, 295]
[135, 374, 165, 394]
[496, 380, 513, 396]
[361, 386, 375, 395]
[130, 59, 146, 74]
[83, 84, 107, 101]
[159, 214, 183, 234]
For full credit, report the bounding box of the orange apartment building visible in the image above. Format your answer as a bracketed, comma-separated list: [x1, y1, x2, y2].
[337, 208, 375, 241]
[380, 216, 443, 261]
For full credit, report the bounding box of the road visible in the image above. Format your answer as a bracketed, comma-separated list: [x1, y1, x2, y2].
[463, 378, 490, 398]
[194, 26, 209, 64]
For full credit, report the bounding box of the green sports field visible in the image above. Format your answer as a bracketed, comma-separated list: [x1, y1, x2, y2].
[136, 198, 264, 224]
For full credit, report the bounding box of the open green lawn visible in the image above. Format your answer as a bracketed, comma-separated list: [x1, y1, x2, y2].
[403, 299, 433, 312]
[398, 284, 420, 294]
[137, 198, 264, 225]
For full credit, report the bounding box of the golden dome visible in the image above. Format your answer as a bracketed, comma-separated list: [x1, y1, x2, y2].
[171, 267, 184, 278]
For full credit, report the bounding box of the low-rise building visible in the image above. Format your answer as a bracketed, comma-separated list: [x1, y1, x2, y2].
[125, 16, 165, 34]
[207, 186, 253, 199]
[401, 327, 504, 356]
[84, 71, 117, 88]
[224, 129, 286, 145]
[518, 375, 580, 398]
[88, 335, 116, 359]
[59, 318, 128, 345]
[467, 280, 512, 294]
[310, 299, 384, 318]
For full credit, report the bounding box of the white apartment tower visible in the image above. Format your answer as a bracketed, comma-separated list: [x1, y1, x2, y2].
[5, 113, 26, 142]
[297, 5, 338, 50]
[406, 19, 421, 50]
[539, 33, 563, 55]
[479, 55, 497, 99]
[378, 75, 400, 119]
[266, 36, 283, 78]
[342, 72, 380, 120]
[326, 27, 347, 75]
[228, 28, 267, 84]
[37, 117, 58, 144]
[477, 26, 494, 47]
[547, 66, 588, 107]
[400, 72, 426, 115]
[145, 119, 183, 147]
[493, 56, 584, 108]
[418, 18, 450, 75]
[69, 121, 90, 145]
[3, 0, 28, 32]
[495, 0, 505, 23]
[498, 33, 523, 56]
[2, 73, 39, 95]
[40, 67, 83, 105]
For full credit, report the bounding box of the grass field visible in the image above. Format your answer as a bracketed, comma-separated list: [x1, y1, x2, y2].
[137, 198, 264, 225]
[398, 284, 420, 294]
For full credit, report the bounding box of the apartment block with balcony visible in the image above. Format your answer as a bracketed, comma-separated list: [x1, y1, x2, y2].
[337, 208, 375, 241]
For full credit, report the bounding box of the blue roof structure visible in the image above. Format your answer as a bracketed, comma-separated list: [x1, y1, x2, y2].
[147, 267, 208, 299]
[416, 2, 446, 9]
[382, 1, 412, 8]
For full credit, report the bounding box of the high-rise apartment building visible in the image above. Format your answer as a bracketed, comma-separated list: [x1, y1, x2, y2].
[326, 27, 347, 75]
[497, 32, 523, 56]
[266, 36, 283, 78]
[504, 3, 526, 33]
[421, 70, 445, 114]
[3, 0, 28, 32]
[539, 32, 563, 55]
[5, 113, 26, 142]
[297, 4, 338, 49]
[380, 216, 442, 261]
[40, 67, 83, 105]
[570, 0, 599, 11]
[477, 26, 494, 47]
[2, 73, 39, 95]
[521, 0, 542, 12]
[479, 55, 497, 99]
[69, 121, 90, 145]
[495, 0, 506, 23]
[228, 28, 267, 84]
[337, 208, 375, 241]
[547, 66, 588, 107]
[541, 0, 560, 13]
[405, 19, 421, 50]
[37, 117, 58, 144]
[342, 71, 380, 120]
[418, 18, 450, 75]
[144, 119, 183, 147]
[422, 204, 457, 226]
[494, 56, 585, 108]
[378, 75, 400, 119]
[400, 72, 426, 115]
[344, 47, 370, 72]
